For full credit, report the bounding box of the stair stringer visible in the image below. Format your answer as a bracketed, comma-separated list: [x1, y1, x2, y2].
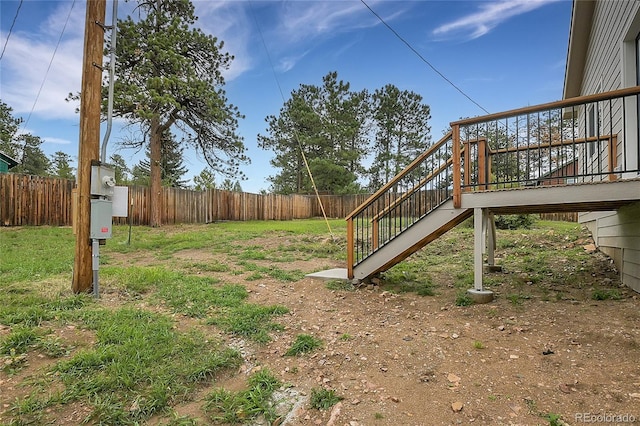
[352, 200, 473, 280]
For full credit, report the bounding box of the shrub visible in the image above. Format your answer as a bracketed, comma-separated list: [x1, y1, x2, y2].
[494, 214, 535, 230]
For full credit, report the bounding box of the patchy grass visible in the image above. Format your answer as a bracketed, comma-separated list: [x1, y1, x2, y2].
[1, 222, 345, 425]
[0, 218, 627, 425]
[4, 306, 241, 424]
[285, 334, 323, 356]
[309, 387, 343, 410]
[207, 304, 289, 343]
[375, 220, 621, 305]
[237, 261, 306, 282]
[591, 288, 622, 300]
[204, 369, 282, 424]
[382, 263, 436, 296]
[325, 280, 355, 291]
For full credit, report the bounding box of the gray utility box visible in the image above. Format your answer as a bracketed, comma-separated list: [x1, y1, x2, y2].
[90, 199, 113, 239]
[91, 164, 116, 197]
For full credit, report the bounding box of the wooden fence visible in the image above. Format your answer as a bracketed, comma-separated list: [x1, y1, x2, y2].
[0, 174, 370, 226]
[0, 174, 576, 227]
[539, 212, 578, 222]
[0, 174, 75, 226]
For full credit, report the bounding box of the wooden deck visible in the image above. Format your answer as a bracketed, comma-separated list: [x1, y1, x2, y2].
[351, 178, 640, 281]
[460, 178, 640, 214]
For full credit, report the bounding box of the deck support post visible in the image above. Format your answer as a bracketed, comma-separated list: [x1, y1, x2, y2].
[484, 212, 502, 272]
[485, 213, 494, 265]
[473, 208, 484, 291]
[468, 208, 494, 303]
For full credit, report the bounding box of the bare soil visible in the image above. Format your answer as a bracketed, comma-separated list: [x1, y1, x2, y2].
[2, 224, 640, 426]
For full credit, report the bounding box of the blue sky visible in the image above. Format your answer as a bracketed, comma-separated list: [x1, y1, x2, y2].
[0, 0, 572, 193]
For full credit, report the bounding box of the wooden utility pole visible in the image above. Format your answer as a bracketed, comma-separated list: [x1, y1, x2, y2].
[72, 0, 106, 293]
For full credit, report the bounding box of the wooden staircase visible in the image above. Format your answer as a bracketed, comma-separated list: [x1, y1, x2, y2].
[344, 86, 640, 288]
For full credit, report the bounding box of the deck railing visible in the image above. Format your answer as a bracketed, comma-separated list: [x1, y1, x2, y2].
[451, 86, 640, 206]
[347, 86, 640, 278]
[346, 131, 455, 274]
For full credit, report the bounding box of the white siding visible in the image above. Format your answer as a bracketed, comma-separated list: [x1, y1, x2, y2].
[580, 202, 640, 292]
[577, 0, 640, 292]
[579, 1, 640, 181]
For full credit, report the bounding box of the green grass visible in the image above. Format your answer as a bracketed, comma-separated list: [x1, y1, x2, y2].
[0, 227, 75, 284]
[204, 369, 282, 424]
[326, 280, 355, 291]
[591, 288, 622, 300]
[5, 307, 242, 424]
[0, 219, 622, 424]
[309, 387, 343, 410]
[2, 222, 348, 424]
[285, 334, 323, 356]
[455, 292, 474, 307]
[207, 304, 289, 343]
[237, 261, 306, 282]
[381, 263, 436, 296]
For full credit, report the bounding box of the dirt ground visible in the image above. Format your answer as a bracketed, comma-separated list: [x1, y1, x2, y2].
[2, 225, 640, 426]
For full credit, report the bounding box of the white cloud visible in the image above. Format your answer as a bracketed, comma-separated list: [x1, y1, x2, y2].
[192, 1, 408, 79]
[261, 1, 408, 72]
[42, 136, 73, 145]
[1, 34, 83, 120]
[277, 50, 311, 74]
[194, 1, 254, 82]
[432, 0, 560, 41]
[1, 2, 85, 121]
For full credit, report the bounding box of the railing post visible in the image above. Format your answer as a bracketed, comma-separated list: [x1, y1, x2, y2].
[478, 138, 487, 190]
[608, 135, 618, 181]
[452, 124, 462, 208]
[346, 217, 354, 279]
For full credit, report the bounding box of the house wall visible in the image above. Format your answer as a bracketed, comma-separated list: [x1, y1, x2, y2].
[577, 0, 640, 292]
[579, 204, 640, 292]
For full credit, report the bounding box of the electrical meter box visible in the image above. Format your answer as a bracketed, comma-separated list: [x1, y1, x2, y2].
[112, 186, 129, 217]
[91, 164, 116, 197]
[90, 199, 113, 239]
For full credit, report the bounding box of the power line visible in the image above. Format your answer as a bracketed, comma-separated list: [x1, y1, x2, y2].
[360, 0, 490, 115]
[0, 0, 24, 61]
[248, 0, 335, 241]
[22, 0, 76, 130]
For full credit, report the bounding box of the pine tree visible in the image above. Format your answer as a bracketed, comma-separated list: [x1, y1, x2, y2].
[109, 154, 131, 185]
[0, 101, 22, 159]
[258, 71, 369, 194]
[134, 131, 188, 188]
[369, 85, 431, 191]
[13, 134, 50, 176]
[96, 0, 247, 226]
[50, 151, 75, 180]
[0, 100, 50, 176]
[193, 168, 216, 190]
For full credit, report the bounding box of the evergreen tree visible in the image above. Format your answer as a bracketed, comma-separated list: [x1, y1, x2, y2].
[109, 154, 131, 185]
[50, 151, 75, 180]
[369, 85, 431, 191]
[193, 168, 216, 190]
[0, 100, 22, 159]
[0, 100, 50, 176]
[13, 134, 50, 176]
[258, 71, 369, 194]
[76, 0, 248, 226]
[134, 131, 189, 188]
[130, 164, 150, 186]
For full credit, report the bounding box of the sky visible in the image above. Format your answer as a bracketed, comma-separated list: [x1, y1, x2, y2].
[0, 0, 573, 193]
